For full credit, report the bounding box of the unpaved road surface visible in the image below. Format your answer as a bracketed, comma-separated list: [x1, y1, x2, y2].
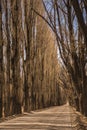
[0, 104, 78, 130]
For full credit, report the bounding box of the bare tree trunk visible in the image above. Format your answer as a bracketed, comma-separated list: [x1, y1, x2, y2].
[0, 1, 4, 117]
[71, 0, 87, 48]
[11, 0, 22, 114]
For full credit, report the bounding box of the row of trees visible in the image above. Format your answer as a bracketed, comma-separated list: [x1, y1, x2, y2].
[41, 0, 87, 116]
[0, 0, 65, 118]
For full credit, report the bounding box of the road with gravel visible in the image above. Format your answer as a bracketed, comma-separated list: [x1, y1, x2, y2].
[0, 104, 80, 130]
